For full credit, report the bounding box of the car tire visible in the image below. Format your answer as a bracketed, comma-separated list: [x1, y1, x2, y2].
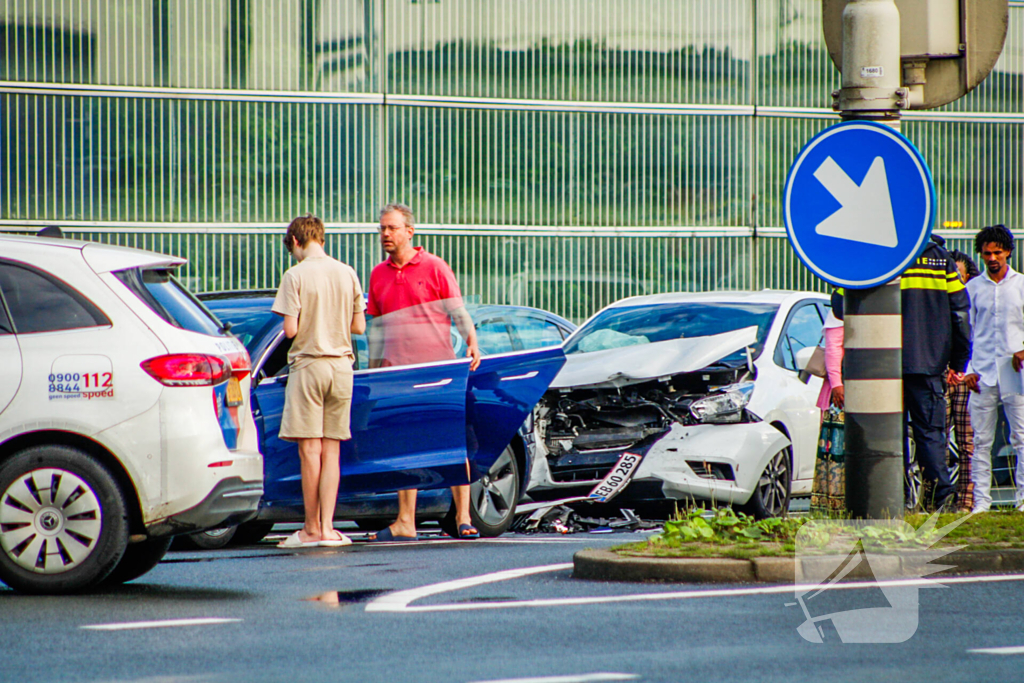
[442, 444, 520, 537]
[102, 537, 172, 586]
[172, 525, 238, 551]
[0, 446, 129, 594]
[739, 446, 792, 519]
[231, 521, 275, 546]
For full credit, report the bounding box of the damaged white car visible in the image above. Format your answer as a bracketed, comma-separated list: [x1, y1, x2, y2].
[525, 291, 829, 518]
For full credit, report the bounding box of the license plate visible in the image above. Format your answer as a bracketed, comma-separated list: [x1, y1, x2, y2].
[225, 377, 244, 407]
[588, 452, 643, 503]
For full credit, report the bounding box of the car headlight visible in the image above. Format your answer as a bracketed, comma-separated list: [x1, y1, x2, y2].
[689, 382, 755, 424]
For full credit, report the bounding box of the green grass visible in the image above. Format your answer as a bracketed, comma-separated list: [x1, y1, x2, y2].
[906, 509, 1024, 551]
[612, 507, 1024, 559]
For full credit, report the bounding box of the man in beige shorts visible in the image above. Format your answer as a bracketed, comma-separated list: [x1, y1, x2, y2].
[272, 214, 366, 548]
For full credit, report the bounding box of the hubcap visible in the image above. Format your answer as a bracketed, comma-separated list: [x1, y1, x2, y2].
[471, 449, 517, 526]
[0, 469, 101, 574]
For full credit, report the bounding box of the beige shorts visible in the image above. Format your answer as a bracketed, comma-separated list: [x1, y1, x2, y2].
[280, 357, 354, 441]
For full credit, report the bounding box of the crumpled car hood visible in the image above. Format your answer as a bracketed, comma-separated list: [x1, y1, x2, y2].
[551, 326, 758, 389]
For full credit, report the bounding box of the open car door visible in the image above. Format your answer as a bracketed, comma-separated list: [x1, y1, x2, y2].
[466, 346, 565, 480]
[340, 359, 470, 494]
[253, 358, 470, 508]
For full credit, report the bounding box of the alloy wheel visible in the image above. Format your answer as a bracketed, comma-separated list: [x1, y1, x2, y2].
[758, 450, 791, 517]
[471, 448, 518, 527]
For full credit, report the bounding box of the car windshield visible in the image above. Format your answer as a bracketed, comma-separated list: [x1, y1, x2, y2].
[564, 301, 780, 362]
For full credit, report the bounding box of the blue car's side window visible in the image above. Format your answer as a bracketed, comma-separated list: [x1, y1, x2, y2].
[475, 317, 516, 355]
[511, 313, 565, 350]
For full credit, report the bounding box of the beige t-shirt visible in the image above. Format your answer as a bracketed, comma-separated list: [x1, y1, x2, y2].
[272, 254, 366, 371]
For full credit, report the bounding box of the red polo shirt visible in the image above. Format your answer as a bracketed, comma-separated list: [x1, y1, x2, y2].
[367, 247, 464, 366]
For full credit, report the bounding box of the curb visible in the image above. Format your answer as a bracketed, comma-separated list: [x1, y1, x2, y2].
[573, 548, 1024, 583]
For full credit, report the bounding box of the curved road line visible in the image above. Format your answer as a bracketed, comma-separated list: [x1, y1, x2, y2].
[365, 565, 1024, 614]
[365, 563, 573, 612]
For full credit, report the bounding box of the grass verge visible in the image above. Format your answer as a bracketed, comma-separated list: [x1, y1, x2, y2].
[612, 506, 1024, 559]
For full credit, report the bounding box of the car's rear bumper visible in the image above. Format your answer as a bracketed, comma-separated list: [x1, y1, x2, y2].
[145, 477, 263, 537]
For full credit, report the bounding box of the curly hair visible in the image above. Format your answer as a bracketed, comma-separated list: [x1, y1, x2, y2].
[974, 224, 1015, 255]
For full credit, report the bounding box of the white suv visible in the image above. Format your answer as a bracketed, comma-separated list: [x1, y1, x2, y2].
[0, 234, 263, 594]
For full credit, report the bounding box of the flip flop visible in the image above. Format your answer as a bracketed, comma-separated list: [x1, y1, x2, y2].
[319, 531, 353, 548]
[368, 527, 418, 542]
[457, 524, 480, 539]
[277, 531, 320, 548]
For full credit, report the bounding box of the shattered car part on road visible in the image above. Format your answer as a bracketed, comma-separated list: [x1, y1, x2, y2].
[526, 291, 830, 519]
[511, 505, 660, 534]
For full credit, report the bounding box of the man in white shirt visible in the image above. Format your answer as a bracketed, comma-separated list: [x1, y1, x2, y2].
[964, 224, 1024, 512]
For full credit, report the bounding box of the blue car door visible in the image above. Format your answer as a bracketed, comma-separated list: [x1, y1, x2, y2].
[250, 374, 300, 510]
[252, 359, 471, 508]
[341, 360, 470, 494]
[465, 346, 565, 480]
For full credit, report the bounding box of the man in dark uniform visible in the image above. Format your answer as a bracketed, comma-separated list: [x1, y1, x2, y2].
[834, 235, 971, 510]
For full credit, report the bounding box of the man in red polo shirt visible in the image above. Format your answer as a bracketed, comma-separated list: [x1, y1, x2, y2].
[367, 203, 481, 541]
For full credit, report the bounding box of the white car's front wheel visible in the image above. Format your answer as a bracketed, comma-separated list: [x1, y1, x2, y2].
[740, 446, 792, 519]
[0, 446, 129, 594]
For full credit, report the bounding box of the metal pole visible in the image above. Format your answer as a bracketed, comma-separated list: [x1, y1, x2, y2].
[844, 283, 905, 518]
[836, 0, 906, 519]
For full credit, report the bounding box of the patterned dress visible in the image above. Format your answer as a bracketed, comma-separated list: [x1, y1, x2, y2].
[946, 381, 974, 510]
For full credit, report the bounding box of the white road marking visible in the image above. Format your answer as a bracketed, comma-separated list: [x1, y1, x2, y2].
[468, 674, 638, 683]
[366, 563, 573, 612]
[81, 618, 242, 631]
[968, 646, 1024, 655]
[365, 565, 1024, 614]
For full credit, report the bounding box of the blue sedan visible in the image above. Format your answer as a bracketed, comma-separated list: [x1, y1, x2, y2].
[178, 292, 573, 547]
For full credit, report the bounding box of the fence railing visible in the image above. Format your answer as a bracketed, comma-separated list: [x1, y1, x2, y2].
[3, 225, 1014, 324]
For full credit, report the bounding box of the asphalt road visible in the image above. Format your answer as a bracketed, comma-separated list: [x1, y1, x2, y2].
[2, 524, 1023, 683]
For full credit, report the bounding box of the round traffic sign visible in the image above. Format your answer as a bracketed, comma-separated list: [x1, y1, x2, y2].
[784, 121, 935, 289]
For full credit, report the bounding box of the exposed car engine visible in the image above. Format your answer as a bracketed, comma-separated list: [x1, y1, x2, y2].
[534, 364, 756, 484]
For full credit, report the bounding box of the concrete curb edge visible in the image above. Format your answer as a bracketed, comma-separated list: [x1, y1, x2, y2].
[573, 548, 1024, 583]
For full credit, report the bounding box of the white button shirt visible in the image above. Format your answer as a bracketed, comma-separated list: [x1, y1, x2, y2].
[966, 266, 1024, 388]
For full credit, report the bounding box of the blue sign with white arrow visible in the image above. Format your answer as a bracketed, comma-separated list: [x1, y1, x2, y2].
[784, 120, 935, 289]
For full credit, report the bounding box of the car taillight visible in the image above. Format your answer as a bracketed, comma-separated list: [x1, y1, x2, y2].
[141, 354, 231, 387]
[224, 349, 251, 380]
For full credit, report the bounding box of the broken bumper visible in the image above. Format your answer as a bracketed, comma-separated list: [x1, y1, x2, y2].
[638, 422, 791, 504]
[530, 422, 791, 506]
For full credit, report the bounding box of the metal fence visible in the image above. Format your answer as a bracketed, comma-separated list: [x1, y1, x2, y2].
[0, 225, 1006, 324]
[1, 1, 1023, 322]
